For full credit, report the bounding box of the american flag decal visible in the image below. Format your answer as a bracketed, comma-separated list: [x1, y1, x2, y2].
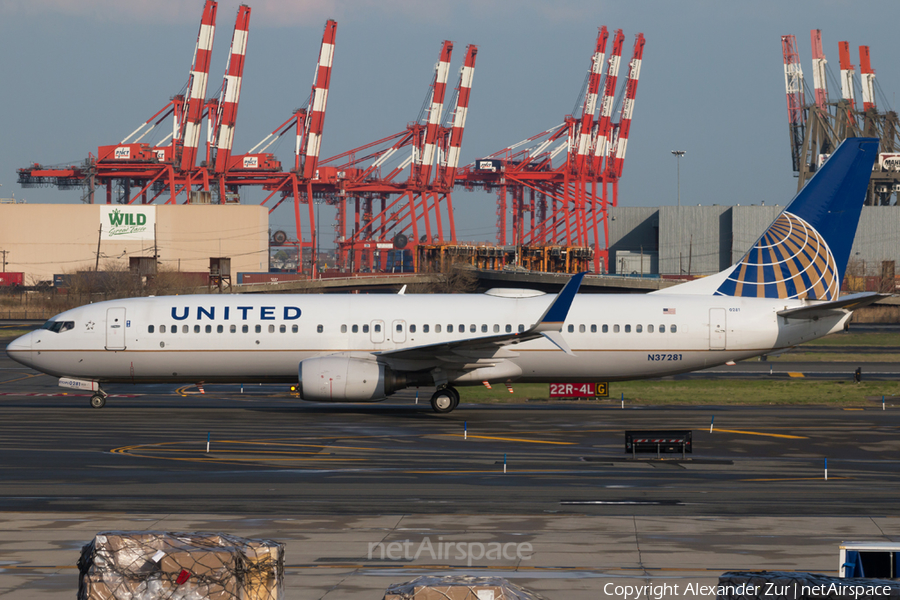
[663, 308, 675, 315]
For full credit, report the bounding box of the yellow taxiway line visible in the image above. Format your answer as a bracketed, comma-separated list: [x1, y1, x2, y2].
[712, 428, 807, 439]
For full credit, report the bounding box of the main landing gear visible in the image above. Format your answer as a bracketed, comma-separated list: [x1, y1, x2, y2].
[90, 389, 108, 409]
[430, 386, 459, 414]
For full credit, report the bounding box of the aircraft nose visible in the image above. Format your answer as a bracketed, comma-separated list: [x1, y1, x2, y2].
[6, 331, 34, 368]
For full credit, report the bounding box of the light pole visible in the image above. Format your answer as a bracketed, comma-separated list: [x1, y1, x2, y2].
[671, 151, 685, 207]
[314, 199, 322, 278]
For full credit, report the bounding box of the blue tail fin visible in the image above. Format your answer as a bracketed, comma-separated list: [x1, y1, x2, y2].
[714, 137, 878, 300]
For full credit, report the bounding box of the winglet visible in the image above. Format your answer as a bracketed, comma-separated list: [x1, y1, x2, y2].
[533, 272, 586, 333]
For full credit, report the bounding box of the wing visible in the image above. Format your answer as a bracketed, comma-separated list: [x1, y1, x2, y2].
[375, 272, 586, 367]
[776, 292, 888, 320]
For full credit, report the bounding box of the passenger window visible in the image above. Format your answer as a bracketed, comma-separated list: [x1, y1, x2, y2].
[255, 325, 261, 333]
[279, 324, 286, 333]
[292, 325, 298, 333]
[267, 324, 273, 333]
[160, 325, 166, 333]
[217, 325, 224, 333]
[493, 324, 500, 333]
[481, 324, 488, 333]
[506, 325, 512, 333]
[648, 324, 654, 333]
[591, 324, 597, 333]
[602, 324, 608, 333]
[671, 324, 677, 333]
[363, 324, 369, 333]
[242, 324, 249, 333]
[579, 324, 585, 333]
[205, 325, 212, 333]
[518, 325, 525, 333]
[171, 325, 177, 334]
[625, 325, 631, 333]
[194, 325, 201, 333]
[435, 324, 441, 333]
[410, 324, 416, 333]
[447, 324, 454, 333]
[374, 324, 381, 332]
[396, 323, 403, 332]
[317, 325, 324, 333]
[613, 325, 620, 333]
[352, 324, 358, 333]
[341, 325, 347, 333]
[148, 325, 155, 333]
[636, 324, 642, 333]
[182, 325, 189, 333]
[423, 324, 429, 333]
[567, 324, 574, 333]
[660, 324, 666, 333]
[230, 325, 236, 333]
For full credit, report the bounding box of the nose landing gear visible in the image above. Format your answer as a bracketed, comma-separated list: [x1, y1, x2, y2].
[90, 389, 108, 409]
[430, 386, 459, 414]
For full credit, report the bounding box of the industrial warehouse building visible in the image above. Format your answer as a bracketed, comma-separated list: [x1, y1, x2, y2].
[0, 204, 269, 284]
[608, 205, 900, 279]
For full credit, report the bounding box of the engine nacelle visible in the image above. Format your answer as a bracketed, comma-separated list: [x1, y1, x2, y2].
[297, 356, 406, 402]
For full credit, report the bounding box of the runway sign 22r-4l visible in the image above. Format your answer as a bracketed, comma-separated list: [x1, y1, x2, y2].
[549, 383, 609, 398]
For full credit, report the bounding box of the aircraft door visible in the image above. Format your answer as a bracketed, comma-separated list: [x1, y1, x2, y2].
[709, 308, 726, 350]
[106, 307, 127, 351]
[392, 320, 406, 343]
[370, 320, 385, 344]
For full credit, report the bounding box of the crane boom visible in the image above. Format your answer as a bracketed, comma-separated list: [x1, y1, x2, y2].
[302, 20, 337, 180]
[441, 44, 478, 188]
[590, 29, 624, 175]
[810, 29, 828, 111]
[179, 0, 218, 172]
[607, 33, 645, 180]
[574, 27, 608, 173]
[214, 5, 251, 174]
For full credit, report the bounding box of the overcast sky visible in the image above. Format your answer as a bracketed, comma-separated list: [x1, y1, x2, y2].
[2, 0, 897, 246]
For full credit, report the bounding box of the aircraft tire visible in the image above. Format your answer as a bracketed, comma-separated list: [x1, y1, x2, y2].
[430, 388, 458, 414]
[90, 394, 106, 409]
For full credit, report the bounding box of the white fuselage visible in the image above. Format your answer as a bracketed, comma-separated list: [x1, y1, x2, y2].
[8, 292, 848, 390]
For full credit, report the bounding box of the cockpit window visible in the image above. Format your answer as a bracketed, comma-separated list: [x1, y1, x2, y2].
[41, 320, 74, 333]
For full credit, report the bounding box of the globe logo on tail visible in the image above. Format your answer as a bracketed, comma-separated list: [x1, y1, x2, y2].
[715, 212, 839, 300]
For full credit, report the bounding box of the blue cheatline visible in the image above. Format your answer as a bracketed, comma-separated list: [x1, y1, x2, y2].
[715, 137, 879, 300]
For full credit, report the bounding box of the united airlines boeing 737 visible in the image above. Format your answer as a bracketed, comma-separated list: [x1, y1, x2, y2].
[6, 138, 886, 413]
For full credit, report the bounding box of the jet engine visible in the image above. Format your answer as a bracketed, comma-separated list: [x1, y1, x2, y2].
[297, 356, 407, 401]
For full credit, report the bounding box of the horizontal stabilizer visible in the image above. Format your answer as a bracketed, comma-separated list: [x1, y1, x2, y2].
[777, 292, 888, 320]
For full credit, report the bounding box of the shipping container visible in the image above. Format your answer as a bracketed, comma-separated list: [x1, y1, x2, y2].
[0, 272, 24, 286]
[386, 250, 414, 273]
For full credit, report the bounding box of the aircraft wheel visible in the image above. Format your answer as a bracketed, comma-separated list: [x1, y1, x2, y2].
[430, 387, 458, 414]
[90, 394, 107, 409]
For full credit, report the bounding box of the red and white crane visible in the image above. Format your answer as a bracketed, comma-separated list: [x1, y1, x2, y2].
[780, 34, 807, 174]
[416, 41, 454, 188]
[440, 44, 478, 190]
[213, 4, 251, 175]
[302, 19, 337, 180]
[606, 33, 645, 181]
[573, 27, 608, 174]
[859, 45, 876, 113]
[810, 29, 829, 111]
[180, 0, 218, 172]
[838, 41, 857, 110]
[590, 29, 624, 175]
